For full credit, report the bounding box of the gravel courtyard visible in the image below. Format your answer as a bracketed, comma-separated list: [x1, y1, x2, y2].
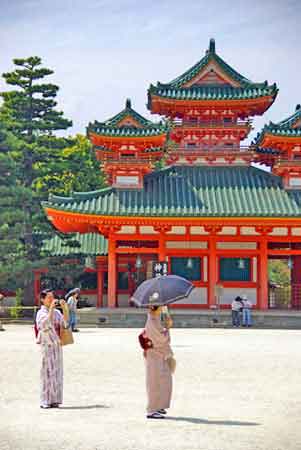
[1, 325, 301, 450]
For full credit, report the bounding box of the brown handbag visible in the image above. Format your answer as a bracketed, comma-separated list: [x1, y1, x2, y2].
[60, 326, 74, 346]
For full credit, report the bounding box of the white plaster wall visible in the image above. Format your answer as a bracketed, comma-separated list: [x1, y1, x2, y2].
[218, 227, 237, 235]
[219, 288, 257, 305]
[292, 228, 301, 236]
[176, 287, 207, 305]
[240, 227, 259, 235]
[217, 242, 257, 249]
[166, 241, 207, 249]
[270, 228, 288, 236]
[118, 294, 131, 307]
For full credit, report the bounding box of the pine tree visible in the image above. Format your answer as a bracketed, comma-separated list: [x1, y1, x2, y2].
[0, 57, 72, 304]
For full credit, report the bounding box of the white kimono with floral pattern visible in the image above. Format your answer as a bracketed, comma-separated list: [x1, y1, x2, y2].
[36, 306, 64, 406]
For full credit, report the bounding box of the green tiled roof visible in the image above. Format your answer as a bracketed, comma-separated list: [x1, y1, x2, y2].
[43, 233, 108, 256]
[148, 85, 277, 101]
[254, 105, 301, 146]
[43, 166, 301, 218]
[88, 98, 167, 138]
[148, 39, 277, 107]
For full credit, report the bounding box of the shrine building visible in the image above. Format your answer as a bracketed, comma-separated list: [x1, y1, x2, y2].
[41, 39, 301, 310]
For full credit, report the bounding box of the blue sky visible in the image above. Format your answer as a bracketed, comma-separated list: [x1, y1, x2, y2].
[0, 0, 300, 142]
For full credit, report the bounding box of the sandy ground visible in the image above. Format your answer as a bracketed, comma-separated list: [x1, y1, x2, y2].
[1, 325, 301, 450]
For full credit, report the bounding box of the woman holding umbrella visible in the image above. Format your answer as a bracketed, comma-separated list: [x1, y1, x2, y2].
[132, 275, 193, 419]
[144, 297, 175, 419]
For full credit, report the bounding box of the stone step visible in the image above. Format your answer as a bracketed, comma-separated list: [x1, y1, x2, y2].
[76, 309, 301, 329]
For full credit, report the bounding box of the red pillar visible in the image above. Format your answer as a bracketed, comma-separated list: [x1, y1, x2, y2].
[34, 271, 41, 306]
[258, 240, 268, 310]
[208, 238, 217, 307]
[107, 238, 117, 308]
[96, 266, 103, 308]
[158, 233, 166, 262]
[291, 255, 301, 308]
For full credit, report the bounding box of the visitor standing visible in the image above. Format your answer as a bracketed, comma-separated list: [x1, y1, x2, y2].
[143, 304, 175, 419]
[66, 288, 80, 332]
[242, 295, 252, 327]
[231, 296, 242, 327]
[36, 289, 69, 409]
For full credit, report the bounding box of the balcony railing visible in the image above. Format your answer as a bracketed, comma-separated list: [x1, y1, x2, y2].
[173, 119, 252, 128]
[169, 145, 252, 153]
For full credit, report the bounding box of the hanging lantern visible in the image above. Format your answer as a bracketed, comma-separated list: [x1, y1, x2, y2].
[186, 258, 193, 269]
[237, 258, 245, 269]
[135, 255, 142, 269]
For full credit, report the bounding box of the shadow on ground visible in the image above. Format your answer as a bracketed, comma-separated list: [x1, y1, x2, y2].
[165, 416, 260, 426]
[59, 404, 110, 410]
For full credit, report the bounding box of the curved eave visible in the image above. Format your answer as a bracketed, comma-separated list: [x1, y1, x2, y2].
[148, 92, 277, 116]
[43, 206, 301, 233]
[89, 131, 167, 146]
[256, 132, 301, 148]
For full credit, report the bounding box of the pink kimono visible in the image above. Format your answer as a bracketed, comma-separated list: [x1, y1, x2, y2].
[144, 313, 173, 414]
[36, 306, 65, 407]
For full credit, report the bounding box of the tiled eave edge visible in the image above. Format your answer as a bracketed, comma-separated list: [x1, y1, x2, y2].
[44, 207, 301, 234]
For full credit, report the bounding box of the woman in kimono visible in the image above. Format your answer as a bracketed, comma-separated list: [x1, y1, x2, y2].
[36, 289, 69, 409]
[144, 304, 175, 419]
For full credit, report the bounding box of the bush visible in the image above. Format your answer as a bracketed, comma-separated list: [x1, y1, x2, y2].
[9, 288, 23, 319]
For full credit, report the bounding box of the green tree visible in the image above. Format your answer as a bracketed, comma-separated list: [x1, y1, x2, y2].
[0, 57, 72, 304]
[33, 134, 106, 196]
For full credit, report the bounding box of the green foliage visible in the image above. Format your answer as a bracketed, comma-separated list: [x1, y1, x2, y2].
[9, 288, 23, 319]
[268, 259, 290, 286]
[0, 57, 106, 301]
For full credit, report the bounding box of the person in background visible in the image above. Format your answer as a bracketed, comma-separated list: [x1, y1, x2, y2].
[241, 294, 253, 327]
[36, 289, 69, 409]
[231, 296, 242, 327]
[0, 293, 5, 331]
[143, 300, 175, 419]
[66, 288, 80, 332]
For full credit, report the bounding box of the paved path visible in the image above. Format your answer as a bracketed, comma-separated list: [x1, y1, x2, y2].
[1, 325, 301, 450]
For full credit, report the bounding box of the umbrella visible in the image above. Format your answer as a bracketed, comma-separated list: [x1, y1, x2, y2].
[65, 287, 80, 300]
[131, 275, 194, 307]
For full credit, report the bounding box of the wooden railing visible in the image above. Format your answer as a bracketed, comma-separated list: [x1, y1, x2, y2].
[173, 119, 252, 128]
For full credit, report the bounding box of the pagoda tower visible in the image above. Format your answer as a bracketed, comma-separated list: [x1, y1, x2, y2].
[87, 99, 167, 188]
[148, 39, 278, 166]
[254, 104, 301, 188]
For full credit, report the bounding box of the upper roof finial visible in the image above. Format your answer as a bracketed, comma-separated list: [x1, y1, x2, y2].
[296, 104, 301, 111]
[126, 98, 132, 109]
[209, 38, 216, 54]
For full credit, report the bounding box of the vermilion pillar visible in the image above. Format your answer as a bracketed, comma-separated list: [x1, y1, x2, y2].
[107, 238, 117, 308]
[258, 240, 268, 310]
[208, 238, 217, 307]
[291, 255, 301, 308]
[158, 233, 166, 261]
[96, 262, 104, 308]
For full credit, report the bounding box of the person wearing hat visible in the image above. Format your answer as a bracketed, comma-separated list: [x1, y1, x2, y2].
[241, 294, 252, 327]
[36, 289, 69, 408]
[66, 288, 80, 332]
[143, 295, 175, 419]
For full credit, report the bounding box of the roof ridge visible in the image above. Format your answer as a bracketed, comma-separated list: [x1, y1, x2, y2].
[156, 39, 272, 89]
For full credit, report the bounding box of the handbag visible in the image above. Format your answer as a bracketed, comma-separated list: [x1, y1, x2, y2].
[138, 330, 153, 350]
[167, 356, 176, 374]
[60, 326, 74, 346]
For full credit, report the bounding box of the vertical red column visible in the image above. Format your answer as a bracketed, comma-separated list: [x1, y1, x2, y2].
[107, 238, 117, 308]
[291, 255, 301, 308]
[258, 239, 268, 310]
[208, 237, 217, 308]
[158, 233, 166, 262]
[96, 263, 103, 308]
